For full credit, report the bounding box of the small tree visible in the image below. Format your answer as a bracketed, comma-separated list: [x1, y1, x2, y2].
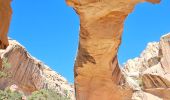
[0, 57, 11, 78]
[0, 87, 22, 100]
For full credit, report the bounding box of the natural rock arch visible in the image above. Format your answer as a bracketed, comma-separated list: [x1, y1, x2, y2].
[0, 0, 161, 99]
[66, 0, 160, 100]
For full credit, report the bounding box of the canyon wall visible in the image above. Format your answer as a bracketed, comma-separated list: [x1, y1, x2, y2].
[123, 33, 170, 100]
[0, 0, 12, 49]
[0, 39, 75, 99]
[66, 0, 160, 100]
[1, 0, 167, 100]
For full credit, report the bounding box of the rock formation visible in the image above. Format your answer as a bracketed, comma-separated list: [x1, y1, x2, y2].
[0, 0, 12, 49]
[66, 0, 160, 100]
[0, 39, 75, 100]
[123, 33, 170, 100]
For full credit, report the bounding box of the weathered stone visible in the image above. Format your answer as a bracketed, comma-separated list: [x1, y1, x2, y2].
[0, 0, 12, 49]
[66, 0, 160, 100]
[160, 33, 170, 72]
[0, 39, 75, 99]
[123, 33, 170, 100]
[132, 91, 163, 100]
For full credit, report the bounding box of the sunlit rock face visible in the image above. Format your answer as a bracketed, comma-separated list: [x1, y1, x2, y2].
[66, 0, 160, 100]
[123, 33, 170, 100]
[0, 39, 75, 100]
[0, 0, 12, 49]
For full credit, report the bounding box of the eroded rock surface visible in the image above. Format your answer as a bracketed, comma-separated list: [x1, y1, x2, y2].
[0, 0, 12, 49]
[66, 0, 160, 100]
[0, 39, 75, 99]
[123, 33, 170, 100]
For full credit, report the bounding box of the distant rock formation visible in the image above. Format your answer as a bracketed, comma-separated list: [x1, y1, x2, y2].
[123, 33, 170, 100]
[0, 39, 75, 100]
[0, 0, 12, 49]
[66, 0, 160, 100]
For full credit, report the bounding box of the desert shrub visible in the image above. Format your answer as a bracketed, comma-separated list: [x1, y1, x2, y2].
[2, 57, 11, 69]
[0, 89, 71, 100]
[0, 88, 22, 100]
[28, 89, 71, 100]
[0, 71, 8, 78]
[0, 57, 11, 78]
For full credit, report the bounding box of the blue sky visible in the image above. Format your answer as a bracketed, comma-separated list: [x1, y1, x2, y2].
[9, 0, 170, 83]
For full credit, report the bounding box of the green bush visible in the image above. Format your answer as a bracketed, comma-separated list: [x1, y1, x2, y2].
[2, 58, 11, 69]
[0, 88, 22, 100]
[0, 88, 71, 100]
[0, 71, 8, 78]
[28, 89, 71, 100]
[0, 57, 11, 78]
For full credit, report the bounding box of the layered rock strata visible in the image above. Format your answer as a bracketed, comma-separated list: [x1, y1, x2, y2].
[123, 33, 170, 100]
[0, 39, 75, 100]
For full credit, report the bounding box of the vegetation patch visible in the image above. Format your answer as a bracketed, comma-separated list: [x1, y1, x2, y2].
[0, 88, 71, 100]
[0, 57, 11, 78]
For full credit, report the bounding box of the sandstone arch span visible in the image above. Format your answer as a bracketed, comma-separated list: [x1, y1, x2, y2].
[0, 0, 161, 99]
[66, 0, 160, 100]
